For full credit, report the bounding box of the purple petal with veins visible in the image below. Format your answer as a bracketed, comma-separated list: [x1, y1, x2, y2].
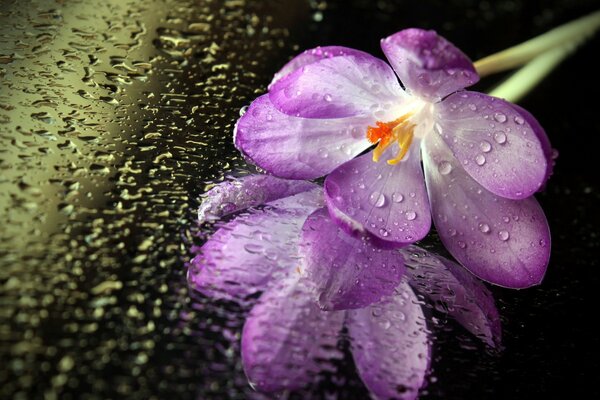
[198, 174, 318, 224]
[241, 273, 344, 392]
[423, 132, 550, 288]
[381, 28, 478, 102]
[324, 143, 431, 248]
[402, 245, 501, 347]
[346, 280, 430, 400]
[269, 52, 407, 119]
[434, 91, 549, 199]
[189, 189, 323, 303]
[300, 208, 405, 310]
[270, 46, 373, 89]
[235, 94, 372, 179]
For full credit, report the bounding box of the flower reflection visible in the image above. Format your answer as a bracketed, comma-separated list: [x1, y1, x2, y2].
[189, 175, 500, 399]
[234, 29, 552, 288]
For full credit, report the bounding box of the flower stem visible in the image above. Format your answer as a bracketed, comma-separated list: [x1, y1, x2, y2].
[474, 10, 600, 77]
[488, 44, 570, 103]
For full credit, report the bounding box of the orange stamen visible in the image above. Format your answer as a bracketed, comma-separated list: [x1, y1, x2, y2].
[366, 113, 415, 163]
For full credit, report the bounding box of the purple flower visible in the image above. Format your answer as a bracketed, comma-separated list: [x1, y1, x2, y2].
[234, 29, 553, 288]
[189, 175, 501, 399]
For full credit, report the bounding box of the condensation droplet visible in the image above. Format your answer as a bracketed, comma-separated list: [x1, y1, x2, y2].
[494, 131, 507, 144]
[498, 230, 510, 241]
[514, 115, 525, 125]
[478, 223, 490, 233]
[369, 191, 386, 208]
[438, 161, 452, 175]
[392, 192, 404, 203]
[475, 154, 486, 166]
[405, 211, 416, 221]
[479, 140, 492, 153]
[494, 112, 507, 123]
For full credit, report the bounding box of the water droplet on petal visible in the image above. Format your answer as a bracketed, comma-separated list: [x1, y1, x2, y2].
[468, 103, 477, 111]
[475, 154, 486, 165]
[324, 93, 332, 102]
[494, 112, 507, 123]
[379, 228, 389, 237]
[369, 191, 386, 207]
[458, 241, 467, 249]
[392, 192, 404, 203]
[478, 223, 490, 233]
[405, 211, 416, 221]
[514, 115, 525, 125]
[438, 161, 452, 175]
[448, 228, 457, 237]
[494, 131, 507, 144]
[498, 230, 510, 241]
[479, 140, 492, 153]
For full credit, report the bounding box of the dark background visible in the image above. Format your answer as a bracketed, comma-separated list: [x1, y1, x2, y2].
[1, 0, 599, 399]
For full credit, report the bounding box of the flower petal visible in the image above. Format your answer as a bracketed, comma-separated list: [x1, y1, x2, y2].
[270, 46, 372, 89]
[423, 133, 551, 288]
[435, 91, 549, 199]
[269, 52, 407, 119]
[324, 143, 431, 248]
[346, 280, 430, 400]
[403, 245, 501, 347]
[188, 189, 323, 302]
[510, 103, 554, 185]
[198, 174, 318, 224]
[299, 208, 405, 311]
[381, 28, 478, 102]
[241, 274, 344, 392]
[235, 94, 372, 179]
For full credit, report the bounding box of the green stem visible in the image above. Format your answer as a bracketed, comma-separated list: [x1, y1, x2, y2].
[474, 10, 600, 77]
[488, 44, 571, 103]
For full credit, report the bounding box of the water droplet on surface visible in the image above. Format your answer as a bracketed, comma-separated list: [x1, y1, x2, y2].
[468, 103, 477, 111]
[514, 115, 524, 125]
[458, 241, 467, 249]
[369, 191, 386, 208]
[379, 228, 389, 237]
[438, 161, 452, 175]
[239, 105, 248, 116]
[479, 140, 492, 153]
[392, 192, 404, 203]
[498, 230, 510, 241]
[405, 211, 416, 221]
[448, 228, 457, 237]
[475, 154, 486, 165]
[494, 112, 507, 123]
[494, 131, 507, 144]
[478, 223, 490, 233]
[324, 93, 332, 102]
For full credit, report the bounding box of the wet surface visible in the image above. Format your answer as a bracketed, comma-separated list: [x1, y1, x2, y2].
[1, 0, 599, 399]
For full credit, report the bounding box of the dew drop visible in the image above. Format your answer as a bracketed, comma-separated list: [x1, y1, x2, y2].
[379, 228, 389, 237]
[479, 140, 492, 153]
[405, 211, 417, 221]
[498, 230, 510, 241]
[478, 223, 490, 233]
[494, 112, 507, 123]
[494, 131, 507, 144]
[514, 115, 525, 125]
[239, 105, 248, 116]
[448, 228, 457, 237]
[392, 192, 404, 203]
[458, 241, 467, 249]
[324, 93, 332, 102]
[475, 154, 486, 166]
[438, 161, 452, 175]
[468, 103, 477, 111]
[369, 191, 386, 207]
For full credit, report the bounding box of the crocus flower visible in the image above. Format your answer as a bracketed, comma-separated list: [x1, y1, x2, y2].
[189, 175, 501, 399]
[234, 29, 553, 288]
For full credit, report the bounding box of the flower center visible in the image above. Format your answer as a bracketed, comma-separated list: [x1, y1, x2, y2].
[366, 112, 416, 165]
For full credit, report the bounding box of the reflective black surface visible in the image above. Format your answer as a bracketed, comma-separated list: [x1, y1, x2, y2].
[1, 0, 599, 398]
